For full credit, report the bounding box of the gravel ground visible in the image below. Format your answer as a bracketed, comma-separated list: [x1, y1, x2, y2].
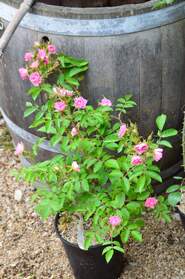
[0, 120, 185, 279]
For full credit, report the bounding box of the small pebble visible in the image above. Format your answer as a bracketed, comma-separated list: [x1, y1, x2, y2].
[14, 189, 23, 202]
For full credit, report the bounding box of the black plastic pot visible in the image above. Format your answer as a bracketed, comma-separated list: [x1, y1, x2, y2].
[54, 213, 126, 279]
[177, 207, 185, 230]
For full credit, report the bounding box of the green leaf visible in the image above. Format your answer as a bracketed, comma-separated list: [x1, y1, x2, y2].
[174, 176, 183, 180]
[122, 177, 130, 193]
[161, 129, 178, 138]
[120, 208, 130, 225]
[126, 202, 141, 213]
[93, 161, 103, 173]
[121, 230, 130, 243]
[105, 249, 114, 263]
[156, 114, 167, 131]
[146, 171, 162, 183]
[105, 159, 120, 169]
[65, 76, 80, 87]
[158, 140, 172, 148]
[111, 193, 125, 209]
[136, 176, 146, 193]
[109, 170, 123, 179]
[113, 246, 125, 253]
[64, 55, 88, 67]
[102, 246, 113, 255]
[166, 185, 180, 193]
[57, 73, 65, 85]
[50, 134, 62, 146]
[28, 87, 42, 101]
[24, 106, 37, 118]
[41, 83, 52, 94]
[82, 180, 89, 192]
[137, 191, 150, 201]
[84, 234, 93, 250]
[168, 192, 182, 206]
[131, 231, 142, 242]
[68, 66, 88, 77]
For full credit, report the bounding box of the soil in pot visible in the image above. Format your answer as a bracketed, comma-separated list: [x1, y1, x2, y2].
[54, 213, 127, 279]
[38, 0, 149, 7]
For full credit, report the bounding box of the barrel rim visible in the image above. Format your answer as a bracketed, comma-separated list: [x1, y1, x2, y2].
[0, 1, 185, 36]
[1, 0, 184, 19]
[0, 109, 61, 154]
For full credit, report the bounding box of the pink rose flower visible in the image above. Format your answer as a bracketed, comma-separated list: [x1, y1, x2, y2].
[38, 49, 47, 60]
[48, 44, 57, 54]
[66, 90, 73, 97]
[59, 88, 73, 97]
[134, 143, 149, 155]
[153, 148, 163, 162]
[19, 68, 28, 80]
[71, 127, 78, 137]
[72, 161, 80, 172]
[44, 56, 49, 65]
[54, 101, 66, 112]
[24, 52, 33, 62]
[14, 142, 24, 156]
[29, 72, 42, 87]
[99, 97, 112, 107]
[109, 216, 121, 227]
[131, 155, 143, 166]
[30, 60, 39, 69]
[74, 97, 88, 109]
[144, 197, 158, 209]
[118, 123, 127, 138]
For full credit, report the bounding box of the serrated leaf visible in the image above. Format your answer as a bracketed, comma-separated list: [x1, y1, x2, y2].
[166, 185, 180, 193]
[65, 76, 80, 87]
[113, 246, 125, 253]
[50, 134, 62, 146]
[109, 170, 123, 179]
[156, 114, 167, 131]
[93, 161, 103, 173]
[136, 176, 146, 193]
[68, 66, 88, 77]
[24, 106, 37, 118]
[168, 192, 182, 206]
[105, 249, 114, 263]
[161, 129, 178, 138]
[122, 177, 130, 193]
[158, 140, 172, 148]
[102, 246, 113, 255]
[146, 171, 162, 183]
[82, 180, 89, 192]
[131, 230, 142, 242]
[121, 230, 130, 243]
[105, 159, 120, 169]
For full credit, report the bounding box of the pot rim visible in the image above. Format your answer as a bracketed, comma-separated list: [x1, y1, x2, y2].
[54, 212, 105, 250]
[1, 0, 184, 19]
[176, 206, 185, 217]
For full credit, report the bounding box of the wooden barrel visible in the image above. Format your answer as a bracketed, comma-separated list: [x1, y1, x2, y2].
[0, 0, 185, 188]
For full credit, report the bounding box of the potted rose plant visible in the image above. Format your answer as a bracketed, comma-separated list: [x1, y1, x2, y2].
[14, 41, 178, 279]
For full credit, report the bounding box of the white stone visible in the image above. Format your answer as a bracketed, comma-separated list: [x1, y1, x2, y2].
[14, 189, 23, 202]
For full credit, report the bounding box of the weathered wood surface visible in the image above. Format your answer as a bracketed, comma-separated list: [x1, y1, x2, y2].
[0, 0, 35, 56]
[0, 0, 185, 181]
